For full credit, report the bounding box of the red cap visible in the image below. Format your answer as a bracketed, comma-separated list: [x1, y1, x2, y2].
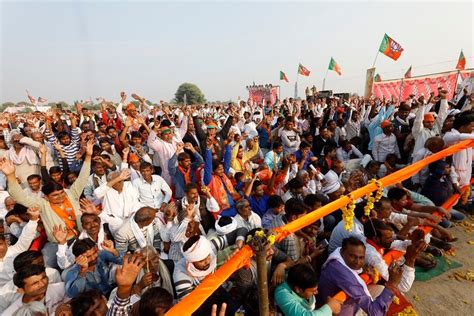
[380, 120, 392, 129]
[423, 113, 435, 122]
[126, 103, 136, 111]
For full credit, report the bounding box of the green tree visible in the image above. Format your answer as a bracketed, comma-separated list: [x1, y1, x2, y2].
[174, 83, 205, 105]
[0, 102, 15, 112]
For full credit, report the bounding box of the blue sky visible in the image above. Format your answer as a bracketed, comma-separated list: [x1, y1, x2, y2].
[1, 0, 472, 103]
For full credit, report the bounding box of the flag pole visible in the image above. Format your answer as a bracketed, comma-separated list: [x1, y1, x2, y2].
[398, 77, 404, 105]
[295, 71, 299, 99]
[372, 51, 380, 68]
[454, 69, 461, 100]
[322, 68, 329, 90]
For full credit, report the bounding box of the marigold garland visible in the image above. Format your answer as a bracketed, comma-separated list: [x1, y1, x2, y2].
[363, 179, 384, 216]
[342, 195, 357, 231]
[372, 267, 380, 284]
[395, 306, 418, 316]
[246, 229, 276, 246]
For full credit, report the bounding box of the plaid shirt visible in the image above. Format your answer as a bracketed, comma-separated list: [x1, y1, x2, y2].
[269, 214, 301, 261]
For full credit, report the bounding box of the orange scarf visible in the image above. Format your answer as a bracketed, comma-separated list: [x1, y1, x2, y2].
[209, 174, 240, 216]
[50, 197, 78, 239]
[178, 165, 191, 184]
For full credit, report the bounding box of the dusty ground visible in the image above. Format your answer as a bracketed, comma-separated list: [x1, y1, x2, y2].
[410, 215, 474, 316]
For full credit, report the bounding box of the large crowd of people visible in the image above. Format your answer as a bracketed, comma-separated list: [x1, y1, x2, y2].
[0, 87, 473, 315]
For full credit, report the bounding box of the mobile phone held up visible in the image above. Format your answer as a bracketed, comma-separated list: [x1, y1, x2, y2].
[316, 239, 329, 248]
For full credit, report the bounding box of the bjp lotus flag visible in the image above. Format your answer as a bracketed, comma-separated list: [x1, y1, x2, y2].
[328, 57, 342, 75]
[298, 63, 310, 76]
[378, 34, 404, 61]
[404, 66, 412, 79]
[456, 50, 466, 70]
[280, 71, 289, 82]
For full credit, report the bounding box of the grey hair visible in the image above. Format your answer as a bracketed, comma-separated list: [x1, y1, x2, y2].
[235, 198, 249, 211]
[297, 170, 309, 178]
[4, 196, 14, 204]
[134, 206, 156, 224]
[106, 171, 120, 181]
[12, 301, 47, 316]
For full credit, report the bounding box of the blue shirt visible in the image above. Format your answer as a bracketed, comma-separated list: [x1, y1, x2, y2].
[257, 126, 271, 149]
[294, 149, 314, 170]
[368, 104, 395, 150]
[64, 250, 123, 298]
[248, 194, 269, 218]
[262, 208, 280, 229]
[328, 218, 365, 254]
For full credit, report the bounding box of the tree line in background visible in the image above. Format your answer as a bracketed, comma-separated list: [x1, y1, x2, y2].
[1, 82, 208, 112]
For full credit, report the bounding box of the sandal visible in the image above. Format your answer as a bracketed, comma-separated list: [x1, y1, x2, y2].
[425, 245, 443, 257]
[416, 255, 437, 270]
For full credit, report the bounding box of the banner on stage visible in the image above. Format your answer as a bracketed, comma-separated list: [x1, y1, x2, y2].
[248, 85, 278, 105]
[372, 70, 471, 101]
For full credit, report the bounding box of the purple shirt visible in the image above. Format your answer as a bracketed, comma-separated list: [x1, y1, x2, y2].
[318, 260, 393, 316]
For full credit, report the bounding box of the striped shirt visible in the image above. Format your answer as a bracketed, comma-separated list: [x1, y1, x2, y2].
[45, 127, 81, 170]
[173, 228, 247, 300]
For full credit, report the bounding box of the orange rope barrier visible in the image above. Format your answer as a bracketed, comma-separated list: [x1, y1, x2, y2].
[275, 139, 474, 237]
[166, 139, 474, 316]
[333, 181, 471, 303]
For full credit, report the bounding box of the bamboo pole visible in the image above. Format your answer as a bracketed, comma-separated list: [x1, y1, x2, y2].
[256, 248, 269, 316]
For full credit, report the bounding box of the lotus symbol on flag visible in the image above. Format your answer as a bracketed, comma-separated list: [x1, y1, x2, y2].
[391, 41, 402, 52]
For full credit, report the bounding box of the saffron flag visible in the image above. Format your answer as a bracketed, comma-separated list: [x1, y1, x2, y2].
[280, 71, 289, 82]
[328, 57, 342, 75]
[456, 50, 466, 70]
[404, 66, 412, 79]
[374, 74, 382, 82]
[38, 97, 47, 103]
[298, 63, 310, 76]
[378, 34, 404, 61]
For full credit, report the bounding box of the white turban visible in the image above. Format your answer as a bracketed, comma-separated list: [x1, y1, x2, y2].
[324, 170, 339, 183]
[215, 217, 237, 236]
[322, 181, 341, 195]
[183, 236, 213, 263]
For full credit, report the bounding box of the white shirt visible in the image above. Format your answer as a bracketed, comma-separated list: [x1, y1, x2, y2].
[412, 100, 448, 157]
[2, 282, 65, 316]
[372, 133, 400, 162]
[132, 175, 172, 209]
[0, 219, 38, 287]
[147, 118, 188, 184]
[94, 182, 143, 235]
[0, 268, 61, 314]
[280, 129, 300, 155]
[23, 187, 43, 199]
[387, 212, 408, 230]
[84, 173, 108, 204]
[334, 126, 347, 144]
[443, 128, 474, 186]
[234, 212, 262, 231]
[411, 148, 432, 185]
[336, 145, 363, 162]
[365, 240, 414, 293]
[229, 125, 241, 136]
[243, 121, 258, 138]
